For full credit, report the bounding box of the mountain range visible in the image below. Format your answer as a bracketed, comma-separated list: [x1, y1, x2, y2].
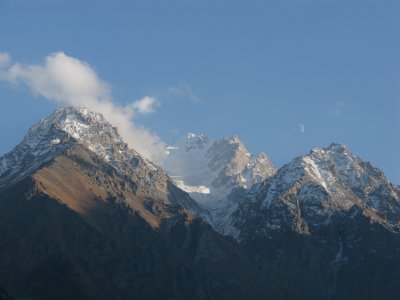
[0, 107, 399, 300]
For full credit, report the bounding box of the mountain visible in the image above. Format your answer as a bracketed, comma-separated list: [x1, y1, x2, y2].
[163, 133, 276, 234]
[0, 107, 282, 300]
[230, 143, 400, 299]
[1, 106, 399, 300]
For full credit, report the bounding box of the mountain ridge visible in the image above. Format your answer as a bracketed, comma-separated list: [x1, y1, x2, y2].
[1, 106, 399, 300]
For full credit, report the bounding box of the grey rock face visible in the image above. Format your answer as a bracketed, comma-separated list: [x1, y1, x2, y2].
[206, 135, 276, 190]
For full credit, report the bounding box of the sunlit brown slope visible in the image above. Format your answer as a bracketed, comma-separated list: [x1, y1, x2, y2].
[32, 145, 188, 230]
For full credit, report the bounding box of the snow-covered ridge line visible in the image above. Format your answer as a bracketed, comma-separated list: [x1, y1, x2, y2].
[232, 142, 400, 240]
[0, 106, 161, 188]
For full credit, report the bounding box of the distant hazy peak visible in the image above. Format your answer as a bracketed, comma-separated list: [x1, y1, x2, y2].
[184, 132, 210, 151]
[163, 131, 277, 234]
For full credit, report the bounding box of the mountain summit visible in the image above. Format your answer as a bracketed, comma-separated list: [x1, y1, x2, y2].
[165, 133, 276, 194]
[0, 107, 157, 187]
[232, 142, 400, 239]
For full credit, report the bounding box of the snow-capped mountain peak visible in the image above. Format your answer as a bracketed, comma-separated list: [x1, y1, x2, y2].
[302, 143, 387, 195]
[0, 107, 158, 187]
[228, 134, 242, 144]
[164, 133, 276, 196]
[232, 143, 400, 240]
[25, 106, 130, 160]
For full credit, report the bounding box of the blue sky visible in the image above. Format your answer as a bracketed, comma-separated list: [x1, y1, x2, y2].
[0, 0, 399, 183]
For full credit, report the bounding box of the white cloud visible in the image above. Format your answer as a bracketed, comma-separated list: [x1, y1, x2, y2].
[329, 101, 347, 115]
[1, 52, 110, 106]
[0, 52, 11, 68]
[0, 52, 166, 163]
[131, 96, 160, 115]
[299, 123, 305, 134]
[168, 82, 201, 103]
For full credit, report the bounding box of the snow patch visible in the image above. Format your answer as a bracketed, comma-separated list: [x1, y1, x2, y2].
[50, 138, 61, 145]
[174, 179, 210, 194]
[166, 146, 179, 150]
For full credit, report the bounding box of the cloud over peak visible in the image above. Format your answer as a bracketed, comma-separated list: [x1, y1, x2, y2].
[0, 51, 166, 163]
